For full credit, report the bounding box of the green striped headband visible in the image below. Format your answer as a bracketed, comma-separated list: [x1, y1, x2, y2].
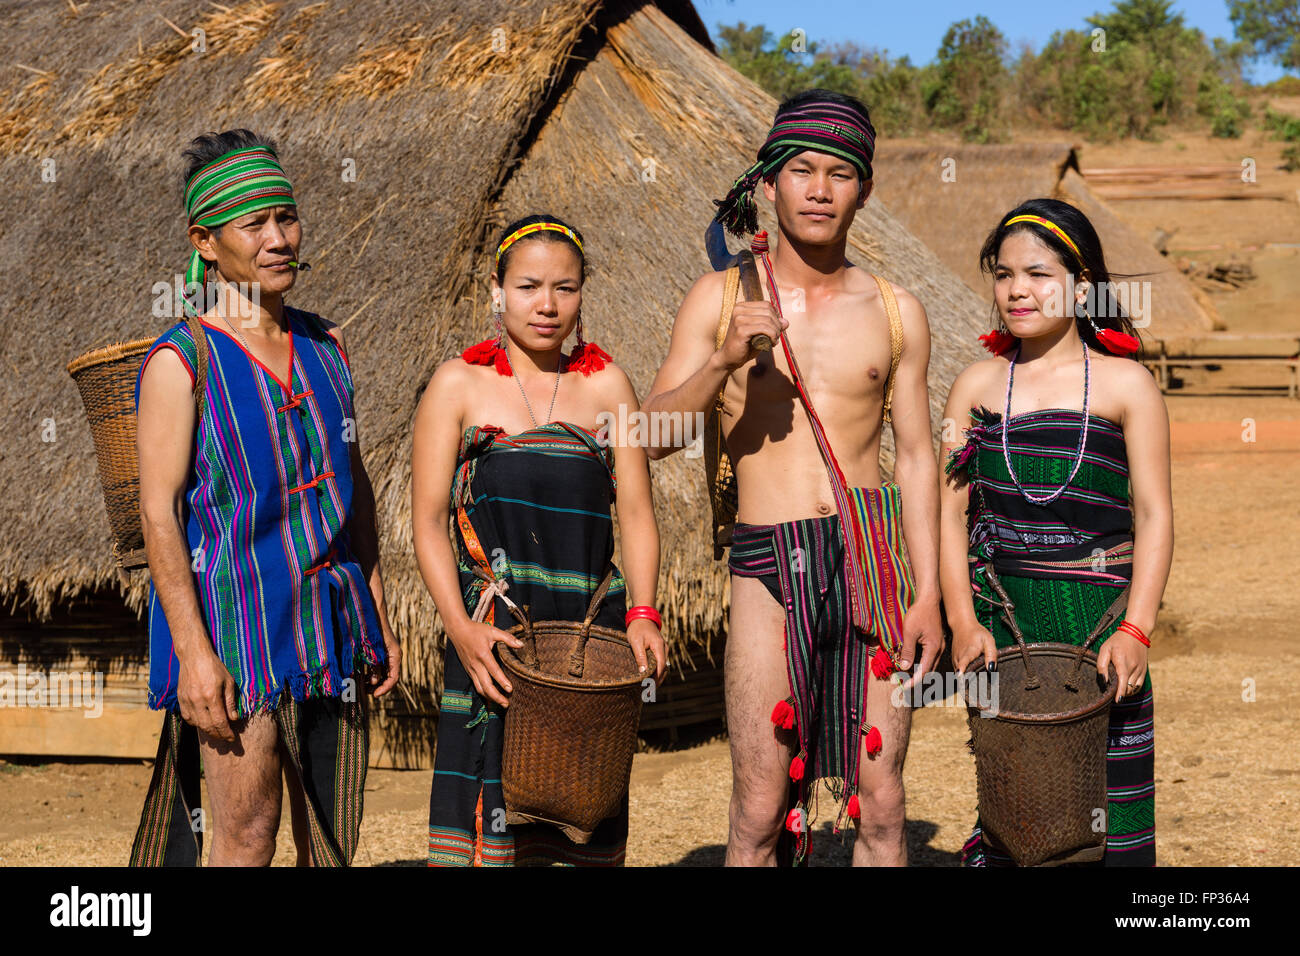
[181, 146, 296, 315]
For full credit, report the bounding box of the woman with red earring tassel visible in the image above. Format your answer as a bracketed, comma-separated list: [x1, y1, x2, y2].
[411, 213, 666, 866]
[939, 198, 1172, 867]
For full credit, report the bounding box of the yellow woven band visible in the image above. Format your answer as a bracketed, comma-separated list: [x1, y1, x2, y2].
[1004, 214, 1083, 266]
[494, 222, 584, 265]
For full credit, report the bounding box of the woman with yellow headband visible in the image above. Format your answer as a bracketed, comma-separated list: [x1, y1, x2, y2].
[939, 198, 1172, 866]
[412, 213, 665, 865]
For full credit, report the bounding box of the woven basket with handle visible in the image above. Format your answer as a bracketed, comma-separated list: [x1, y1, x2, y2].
[493, 567, 652, 844]
[962, 566, 1124, 867]
[65, 315, 208, 570]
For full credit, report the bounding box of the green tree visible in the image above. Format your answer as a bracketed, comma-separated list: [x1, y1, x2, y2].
[1229, 0, 1300, 72]
[715, 23, 806, 99]
[923, 16, 1009, 142]
[714, 24, 926, 138]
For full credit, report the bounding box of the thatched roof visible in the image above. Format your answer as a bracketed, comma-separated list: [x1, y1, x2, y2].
[3, 0, 986, 725]
[872, 142, 1223, 335]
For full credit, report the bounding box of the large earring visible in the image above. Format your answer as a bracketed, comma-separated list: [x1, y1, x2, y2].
[1079, 297, 1140, 356]
[492, 293, 505, 344]
[978, 311, 1016, 356]
[575, 310, 586, 350]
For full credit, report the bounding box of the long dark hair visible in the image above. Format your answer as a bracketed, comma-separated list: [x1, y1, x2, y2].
[978, 198, 1143, 361]
[494, 213, 587, 283]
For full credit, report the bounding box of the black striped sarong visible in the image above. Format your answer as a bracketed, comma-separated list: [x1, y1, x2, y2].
[730, 514, 886, 865]
[428, 422, 628, 867]
[129, 693, 369, 866]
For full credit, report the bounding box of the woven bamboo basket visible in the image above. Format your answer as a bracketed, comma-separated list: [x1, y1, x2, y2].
[66, 316, 207, 570]
[66, 338, 158, 570]
[962, 568, 1124, 867]
[496, 568, 652, 843]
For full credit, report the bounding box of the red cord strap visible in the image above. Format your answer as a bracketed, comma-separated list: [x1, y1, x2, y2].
[755, 254, 901, 656]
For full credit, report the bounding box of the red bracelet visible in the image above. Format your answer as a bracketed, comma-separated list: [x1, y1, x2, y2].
[1117, 620, 1150, 647]
[625, 606, 662, 628]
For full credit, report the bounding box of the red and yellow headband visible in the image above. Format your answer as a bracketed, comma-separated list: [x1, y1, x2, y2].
[494, 221, 584, 265]
[1004, 214, 1083, 268]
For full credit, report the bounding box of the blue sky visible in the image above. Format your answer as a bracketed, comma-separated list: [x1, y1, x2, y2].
[694, 0, 1289, 84]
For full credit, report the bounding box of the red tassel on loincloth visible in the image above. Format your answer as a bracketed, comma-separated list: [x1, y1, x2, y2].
[863, 725, 883, 757]
[847, 794, 861, 820]
[789, 754, 805, 782]
[770, 698, 796, 730]
[871, 650, 895, 679]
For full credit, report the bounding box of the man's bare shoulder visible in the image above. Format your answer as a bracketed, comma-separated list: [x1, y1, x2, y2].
[843, 265, 927, 322]
[678, 270, 729, 330]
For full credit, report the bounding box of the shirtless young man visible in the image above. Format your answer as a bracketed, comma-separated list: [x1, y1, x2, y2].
[643, 89, 943, 866]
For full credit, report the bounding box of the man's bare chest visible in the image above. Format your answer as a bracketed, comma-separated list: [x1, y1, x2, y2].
[726, 306, 893, 411]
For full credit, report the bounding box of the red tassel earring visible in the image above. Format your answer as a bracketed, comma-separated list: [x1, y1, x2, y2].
[1086, 308, 1140, 355]
[980, 320, 1017, 356]
[566, 310, 611, 376]
[1079, 290, 1140, 355]
[461, 301, 512, 375]
[1095, 327, 1140, 355]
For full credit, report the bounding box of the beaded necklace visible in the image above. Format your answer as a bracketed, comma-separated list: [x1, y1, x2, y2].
[1001, 340, 1091, 505]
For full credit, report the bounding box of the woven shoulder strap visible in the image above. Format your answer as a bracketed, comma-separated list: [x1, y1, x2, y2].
[871, 274, 904, 424]
[715, 266, 741, 350]
[703, 267, 742, 559]
[178, 315, 209, 419]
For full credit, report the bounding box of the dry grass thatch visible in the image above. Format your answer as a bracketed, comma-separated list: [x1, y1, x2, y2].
[872, 142, 1222, 335]
[2, 0, 987, 762]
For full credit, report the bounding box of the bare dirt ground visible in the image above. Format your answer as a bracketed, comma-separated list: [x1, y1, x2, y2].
[3, 129, 1297, 867]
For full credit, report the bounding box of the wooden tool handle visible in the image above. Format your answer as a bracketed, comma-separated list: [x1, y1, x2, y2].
[737, 252, 773, 352]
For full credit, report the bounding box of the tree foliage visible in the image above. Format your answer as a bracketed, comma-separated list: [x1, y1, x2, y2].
[714, 0, 1258, 143]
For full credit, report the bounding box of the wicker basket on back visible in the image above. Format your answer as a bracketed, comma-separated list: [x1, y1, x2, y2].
[962, 567, 1124, 867]
[65, 315, 208, 570]
[493, 567, 652, 843]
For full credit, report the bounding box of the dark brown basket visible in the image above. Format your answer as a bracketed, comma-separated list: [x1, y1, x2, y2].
[962, 568, 1124, 867]
[496, 569, 652, 844]
[65, 316, 207, 570]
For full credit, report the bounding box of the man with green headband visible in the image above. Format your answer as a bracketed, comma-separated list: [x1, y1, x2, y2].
[130, 129, 400, 866]
[644, 89, 944, 866]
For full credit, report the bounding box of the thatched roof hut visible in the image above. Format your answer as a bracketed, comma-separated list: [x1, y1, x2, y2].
[2, 0, 985, 763]
[872, 142, 1223, 336]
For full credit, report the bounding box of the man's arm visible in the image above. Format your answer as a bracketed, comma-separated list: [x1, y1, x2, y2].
[885, 285, 944, 677]
[137, 346, 239, 740]
[642, 271, 785, 460]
